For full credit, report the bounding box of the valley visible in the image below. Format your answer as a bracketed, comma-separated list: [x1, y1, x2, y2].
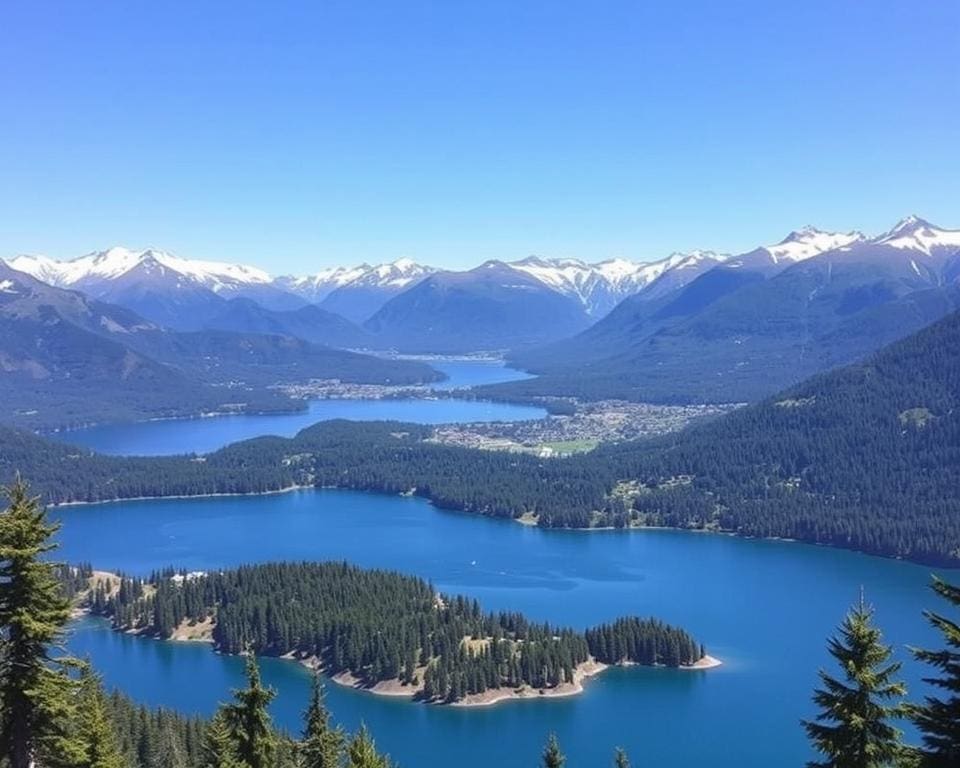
[50, 359, 545, 456]
[4, 253, 960, 768]
[427, 399, 737, 456]
[5, 11, 960, 767]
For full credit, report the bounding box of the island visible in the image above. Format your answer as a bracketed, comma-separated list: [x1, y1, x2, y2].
[71, 562, 719, 707]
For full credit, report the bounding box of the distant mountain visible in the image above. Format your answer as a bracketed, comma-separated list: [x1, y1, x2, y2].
[497, 218, 960, 404]
[0, 262, 440, 429]
[11, 219, 959, 368]
[363, 261, 593, 353]
[0, 260, 227, 427]
[510, 226, 859, 374]
[9, 247, 307, 329]
[275, 264, 376, 304]
[507, 251, 728, 317]
[318, 259, 437, 322]
[726, 226, 865, 272]
[9, 247, 739, 334]
[9, 247, 737, 331]
[202, 298, 373, 349]
[9, 246, 301, 305]
[276, 259, 436, 322]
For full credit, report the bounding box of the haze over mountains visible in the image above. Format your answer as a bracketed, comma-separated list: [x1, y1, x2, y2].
[0, 260, 438, 430]
[8, 247, 731, 327]
[495, 216, 960, 403]
[5, 215, 960, 413]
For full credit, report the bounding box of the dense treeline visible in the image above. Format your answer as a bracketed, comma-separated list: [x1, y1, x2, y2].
[105, 689, 207, 768]
[4, 309, 960, 564]
[84, 562, 704, 702]
[0, 476, 399, 768]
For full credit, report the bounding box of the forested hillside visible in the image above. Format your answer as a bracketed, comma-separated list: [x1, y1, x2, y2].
[494, 222, 960, 404]
[0, 260, 440, 430]
[84, 562, 704, 703]
[5, 309, 960, 564]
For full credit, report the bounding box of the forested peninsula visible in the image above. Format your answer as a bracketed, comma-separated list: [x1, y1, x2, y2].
[72, 562, 711, 706]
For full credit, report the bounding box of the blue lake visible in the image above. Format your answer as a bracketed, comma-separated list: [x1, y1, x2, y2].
[422, 358, 534, 390]
[55, 360, 543, 456]
[53, 489, 951, 768]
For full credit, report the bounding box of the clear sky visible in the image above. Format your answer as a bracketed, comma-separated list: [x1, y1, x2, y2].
[1, 1, 958, 273]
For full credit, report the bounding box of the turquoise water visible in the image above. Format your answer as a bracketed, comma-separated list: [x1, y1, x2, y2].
[54, 490, 950, 767]
[55, 360, 543, 456]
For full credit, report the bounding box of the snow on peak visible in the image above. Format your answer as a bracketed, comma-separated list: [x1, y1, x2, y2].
[764, 228, 864, 264]
[356, 259, 435, 288]
[9, 247, 272, 292]
[507, 251, 727, 315]
[7, 254, 71, 286]
[875, 216, 960, 256]
[391, 257, 420, 272]
[278, 259, 436, 301]
[886, 215, 931, 236]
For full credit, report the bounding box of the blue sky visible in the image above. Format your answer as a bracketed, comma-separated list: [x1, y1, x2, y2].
[1, 1, 958, 272]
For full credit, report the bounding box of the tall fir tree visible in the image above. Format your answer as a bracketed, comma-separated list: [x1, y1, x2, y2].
[222, 656, 278, 768]
[911, 577, 960, 767]
[614, 746, 631, 768]
[802, 594, 909, 768]
[299, 673, 344, 768]
[542, 734, 565, 768]
[347, 723, 391, 768]
[202, 711, 241, 768]
[0, 478, 84, 768]
[75, 664, 124, 768]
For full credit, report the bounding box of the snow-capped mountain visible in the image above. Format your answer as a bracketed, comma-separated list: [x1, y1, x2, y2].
[278, 259, 435, 301]
[506, 216, 960, 405]
[8, 247, 313, 328]
[364, 261, 593, 353]
[274, 265, 373, 304]
[8, 247, 304, 328]
[763, 226, 865, 264]
[505, 251, 728, 316]
[870, 215, 960, 257]
[723, 226, 865, 273]
[10, 246, 273, 294]
[314, 259, 438, 323]
[8, 217, 959, 336]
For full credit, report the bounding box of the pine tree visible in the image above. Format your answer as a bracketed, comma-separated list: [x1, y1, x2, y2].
[911, 576, 960, 767]
[299, 673, 344, 768]
[76, 664, 124, 768]
[223, 656, 278, 768]
[203, 711, 241, 768]
[347, 723, 391, 768]
[542, 734, 565, 768]
[614, 746, 631, 768]
[802, 594, 909, 768]
[0, 478, 85, 768]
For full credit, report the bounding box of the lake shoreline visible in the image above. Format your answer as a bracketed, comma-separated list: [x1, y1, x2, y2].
[52, 483, 948, 569]
[305, 654, 721, 708]
[51, 483, 313, 509]
[73, 610, 722, 708]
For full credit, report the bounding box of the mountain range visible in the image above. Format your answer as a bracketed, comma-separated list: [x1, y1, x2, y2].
[0, 260, 438, 430]
[8, 246, 731, 333]
[492, 216, 960, 403]
[5, 215, 960, 407]
[4, 302, 959, 563]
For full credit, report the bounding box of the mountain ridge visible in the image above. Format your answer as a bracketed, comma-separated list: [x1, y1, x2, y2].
[498, 217, 960, 403]
[0, 261, 440, 430]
